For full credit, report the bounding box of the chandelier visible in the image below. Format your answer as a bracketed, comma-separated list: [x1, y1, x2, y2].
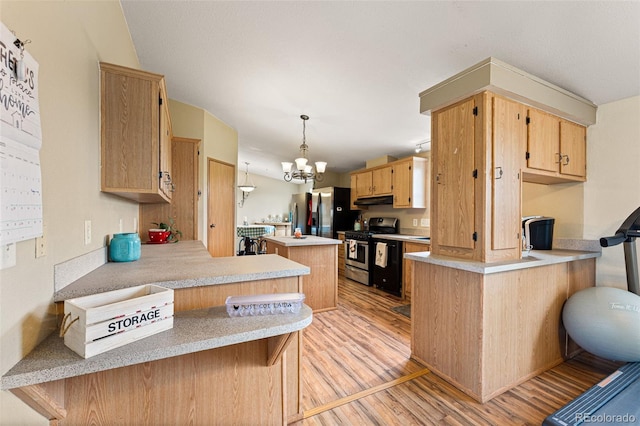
[238, 162, 256, 207]
[282, 115, 327, 183]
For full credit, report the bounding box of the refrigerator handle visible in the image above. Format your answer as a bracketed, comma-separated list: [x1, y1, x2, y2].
[316, 195, 322, 236]
[294, 203, 298, 228]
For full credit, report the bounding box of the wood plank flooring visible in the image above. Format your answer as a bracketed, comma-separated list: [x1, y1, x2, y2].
[294, 277, 621, 425]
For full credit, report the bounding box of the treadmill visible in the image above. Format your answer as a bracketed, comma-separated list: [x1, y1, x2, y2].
[544, 206, 640, 426]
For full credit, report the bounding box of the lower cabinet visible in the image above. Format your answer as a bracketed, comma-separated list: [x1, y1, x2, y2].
[338, 233, 346, 277]
[411, 258, 595, 403]
[402, 241, 430, 303]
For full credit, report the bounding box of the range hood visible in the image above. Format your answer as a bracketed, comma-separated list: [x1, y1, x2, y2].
[354, 195, 394, 206]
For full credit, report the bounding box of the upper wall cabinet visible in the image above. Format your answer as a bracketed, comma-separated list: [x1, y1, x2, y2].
[524, 108, 587, 184]
[350, 156, 428, 209]
[100, 62, 173, 203]
[353, 165, 393, 198]
[392, 157, 429, 209]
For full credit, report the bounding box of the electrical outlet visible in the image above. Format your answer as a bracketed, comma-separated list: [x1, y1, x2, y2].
[420, 218, 430, 227]
[35, 229, 46, 258]
[412, 219, 418, 226]
[84, 220, 92, 245]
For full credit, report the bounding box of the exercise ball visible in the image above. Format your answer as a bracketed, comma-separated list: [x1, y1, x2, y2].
[563, 286, 640, 362]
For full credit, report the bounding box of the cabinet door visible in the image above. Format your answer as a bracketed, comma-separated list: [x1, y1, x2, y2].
[393, 159, 412, 208]
[159, 90, 172, 200]
[433, 98, 476, 250]
[372, 166, 393, 195]
[559, 120, 586, 178]
[355, 171, 372, 197]
[403, 242, 429, 302]
[492, 96, 525, 250]
[527, 108, 560, 173]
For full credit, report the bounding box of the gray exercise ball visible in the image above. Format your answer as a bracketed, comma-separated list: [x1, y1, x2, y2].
[563, 286, 640, 362]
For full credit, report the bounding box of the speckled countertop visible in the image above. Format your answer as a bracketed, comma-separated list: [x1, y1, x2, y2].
[405, 249, 600, 274]
[1, 305, 312, 390]
[54, 241, 310, 301]
[264, 235, 342, 247]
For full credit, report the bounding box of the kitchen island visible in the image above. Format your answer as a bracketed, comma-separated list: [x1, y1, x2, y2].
[406, 247, 600, 403]
[3, 241, 312, 425]
[264, 235, 342, 312]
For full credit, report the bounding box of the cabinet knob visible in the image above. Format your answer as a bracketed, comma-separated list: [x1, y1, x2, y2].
[209, 224, 216, 228]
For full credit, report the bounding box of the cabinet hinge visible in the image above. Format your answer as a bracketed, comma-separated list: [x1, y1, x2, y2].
[526, 116, 530, 125]
[472, 232, 478, 242]
[473, 106, 478, 116]
[472, 169, 478, 179]
[525, 152, 530, 160]
[159, 97, 163, 105]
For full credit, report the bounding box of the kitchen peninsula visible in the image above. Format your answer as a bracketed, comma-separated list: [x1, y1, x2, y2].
[407, 248, 600, 403]
[2, 241, 312, 425]
[264, 235, 342, 312]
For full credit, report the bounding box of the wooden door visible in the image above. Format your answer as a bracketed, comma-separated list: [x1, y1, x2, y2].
[527, 108, 560, 173]
[207, 158, 235, 257]
[139, 137, 199, 241]
[433, 97, 476, 250]
[559, 119, 586, 178]
[492, 96, 525, 250]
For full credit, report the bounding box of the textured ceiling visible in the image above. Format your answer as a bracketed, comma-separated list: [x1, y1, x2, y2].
[121, 1, 640, 180]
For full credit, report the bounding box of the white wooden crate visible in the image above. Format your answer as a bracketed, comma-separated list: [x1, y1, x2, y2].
[62, 284, 174, 358]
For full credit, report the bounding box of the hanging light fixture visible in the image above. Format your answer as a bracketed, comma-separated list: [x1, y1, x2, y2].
[238, 162, 256, 207]
[282, 115, 327, 183]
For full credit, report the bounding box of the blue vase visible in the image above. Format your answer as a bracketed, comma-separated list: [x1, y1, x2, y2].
[109, 233, 141, 262]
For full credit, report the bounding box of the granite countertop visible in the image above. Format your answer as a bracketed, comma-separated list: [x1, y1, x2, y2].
[405, 249, 600, 274]
[54, 241, 310, 301]
[1, 305, 312, 391]
[264, 235, 342, 247]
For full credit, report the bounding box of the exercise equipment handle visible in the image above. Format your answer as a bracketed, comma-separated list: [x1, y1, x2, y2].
[600, 233, 626, 247]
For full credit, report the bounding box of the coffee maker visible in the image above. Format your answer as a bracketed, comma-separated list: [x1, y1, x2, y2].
[522, 216, 555, 251]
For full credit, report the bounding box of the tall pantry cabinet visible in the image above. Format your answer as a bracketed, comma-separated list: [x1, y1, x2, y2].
[430, 92, 525, 262]
[100, 62, 173, 203]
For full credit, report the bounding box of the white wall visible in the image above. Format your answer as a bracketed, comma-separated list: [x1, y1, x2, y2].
[584, 96, 640, 288]
[236, 172, 309, 225]
[1, 2, 140, 424]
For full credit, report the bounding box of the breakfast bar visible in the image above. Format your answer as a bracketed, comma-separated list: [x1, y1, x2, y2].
[2, 242, 312, 425]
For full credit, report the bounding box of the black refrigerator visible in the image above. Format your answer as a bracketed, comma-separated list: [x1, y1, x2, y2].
[290, 187, 357, 238]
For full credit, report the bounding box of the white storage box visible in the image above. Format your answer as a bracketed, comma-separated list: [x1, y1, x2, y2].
[61, 284, 174, 358]
[226, 293, 305, 317]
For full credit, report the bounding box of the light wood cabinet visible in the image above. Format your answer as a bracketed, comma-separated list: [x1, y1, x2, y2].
[430, 92, 524, 262]
[412, 258, 595, 403]
[524, 108, 587, 184]
[392, 157, 429, 208]
[353, 170, 373, 198]
[100, 62, 173, 203]
[353, 166, 393, 198]
[402, 241, 429, 302]
[372, 165, 393, 195]
[350, 157, 427, 209]
[337, 233, 346, 277]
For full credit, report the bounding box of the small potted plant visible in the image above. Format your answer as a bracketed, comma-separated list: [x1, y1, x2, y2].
[149, 217, 182, 243]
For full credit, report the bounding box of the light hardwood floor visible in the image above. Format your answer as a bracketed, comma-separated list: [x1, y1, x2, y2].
[294, 277, 621, 425]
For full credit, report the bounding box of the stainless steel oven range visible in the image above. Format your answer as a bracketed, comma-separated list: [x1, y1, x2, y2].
[344, 217, 398, 286]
